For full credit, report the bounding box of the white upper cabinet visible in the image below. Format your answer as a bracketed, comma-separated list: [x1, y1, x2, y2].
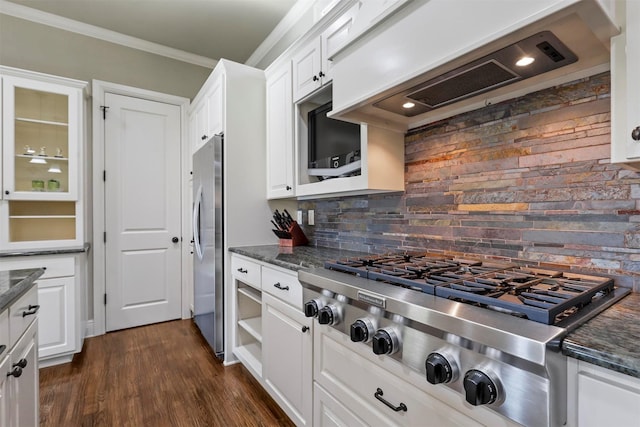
[292, 37, 326, 102]
[266, 62, 295, 199]
[0, 68, 85, 250]
[2, 75, 81, 201]
[190, 70, 224, 153]
[611, 0, 640, 168]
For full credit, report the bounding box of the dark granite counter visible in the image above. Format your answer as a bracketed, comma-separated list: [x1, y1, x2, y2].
[231, 245, 640, 379]
[563, 292, 640, 378]
[0, 242, 90, 258]
[229, 244, 367, 271]
[0, 268, 44, 312]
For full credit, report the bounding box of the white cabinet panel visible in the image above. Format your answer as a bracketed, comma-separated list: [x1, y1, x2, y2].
[262, 292, 312, 427]
[266, 62, 295, 199]
[206, 77, 224, 138]
[292, 37, 323, 102]
[37, 277, 75, 359]
[8, 321, 38, 427]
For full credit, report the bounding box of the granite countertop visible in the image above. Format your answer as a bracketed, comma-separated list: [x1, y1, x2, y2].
[231, 244, 640, 379]
[0, 242, 91, 258]
[0, 268, 44, 312]
[229, 244, 368, 271]
[562, 292, 640, 378]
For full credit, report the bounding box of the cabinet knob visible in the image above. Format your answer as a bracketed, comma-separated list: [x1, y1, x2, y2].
[301, 326, 309, 333]
[286, 185, 292, 191]
[312, 75, 319, 82]
[172, 237, 179, 243]
[201, 135, 208, 141]
[632, 126, 640, 141]
[13, 359, 27, 369]
[319, 71, 325, 78]
[4, 190, 8, 195]
[6, 367, 22, 378]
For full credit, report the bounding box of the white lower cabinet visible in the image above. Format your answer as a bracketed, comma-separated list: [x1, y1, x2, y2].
[8, 321, 38, 427]
[1, 284, 39, 427]
[314, 382, 367, 427]
[314, 326, 483, 427]
[0, 254, 84, 365]
[262, 292, 312, 427]
[567, 358, 640, 427]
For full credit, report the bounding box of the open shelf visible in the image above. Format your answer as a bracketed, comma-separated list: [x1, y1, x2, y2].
[233, 343, 262, 378]
[237, 286, 261, 304]
[238, 316, 262, 343]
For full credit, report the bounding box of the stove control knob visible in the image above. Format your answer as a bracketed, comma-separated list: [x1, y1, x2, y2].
[372, 328, 401, 355]
[425, 352, 456, 385]
[318, 305, 340, 325]
[304, 299, 324, 318]
[350, 318, 375, 343]
[463, 369, 498, 406]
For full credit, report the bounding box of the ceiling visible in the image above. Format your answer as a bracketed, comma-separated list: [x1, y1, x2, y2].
[3, 0, 298, 64]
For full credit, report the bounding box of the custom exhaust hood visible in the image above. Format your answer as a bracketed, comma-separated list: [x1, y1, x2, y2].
[329, 0, 620, 131]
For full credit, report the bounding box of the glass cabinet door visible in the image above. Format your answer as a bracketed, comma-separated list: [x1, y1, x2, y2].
[2, 76, 79, 201]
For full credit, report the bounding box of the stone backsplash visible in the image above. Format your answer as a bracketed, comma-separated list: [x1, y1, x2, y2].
[298, 72, 640, 291]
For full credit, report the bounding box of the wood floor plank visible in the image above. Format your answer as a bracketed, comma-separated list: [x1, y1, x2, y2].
[39, 320, 295, 427]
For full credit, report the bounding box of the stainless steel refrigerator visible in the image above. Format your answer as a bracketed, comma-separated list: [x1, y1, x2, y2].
[192, 133, 224, 358]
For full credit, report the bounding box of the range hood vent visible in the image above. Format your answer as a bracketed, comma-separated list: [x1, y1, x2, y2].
[373, 31, 577, 117]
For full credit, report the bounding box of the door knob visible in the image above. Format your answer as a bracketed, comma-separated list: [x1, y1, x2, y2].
[172, 237, 179, 243]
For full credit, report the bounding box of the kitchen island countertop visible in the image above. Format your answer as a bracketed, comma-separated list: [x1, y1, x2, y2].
[230, 245, 640, 378]
[0, 268, 44, 312]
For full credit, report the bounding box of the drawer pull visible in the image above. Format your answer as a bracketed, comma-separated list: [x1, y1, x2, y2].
[273, 282, 289, 291]
[22, 304, 40, 317]
[237, 268, 248, 274]
[374, 388, 407, 412]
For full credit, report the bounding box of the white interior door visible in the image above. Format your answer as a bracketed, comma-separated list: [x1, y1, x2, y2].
[104, 93, 181, 331]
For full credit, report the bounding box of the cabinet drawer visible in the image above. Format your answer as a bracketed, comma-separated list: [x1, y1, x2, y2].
[231, 256, 261, 289]
[315, 327, 481, 427]
[0, 256, 74, 279]
[0, 310, 8, 358]
[8, 285, 38, 347]
[261, 267, 303, 310]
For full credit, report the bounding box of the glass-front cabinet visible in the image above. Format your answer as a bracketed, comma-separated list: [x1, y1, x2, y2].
[0, 68, 85, 249]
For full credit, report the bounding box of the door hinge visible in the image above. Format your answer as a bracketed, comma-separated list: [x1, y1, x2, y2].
[100, 105, 109, 120]
[103, 232, 106, 243]
[103, 170, 106, 181]
[104, 293, 107, 305]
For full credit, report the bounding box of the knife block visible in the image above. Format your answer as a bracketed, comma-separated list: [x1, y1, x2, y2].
[279, 221, 309, 247]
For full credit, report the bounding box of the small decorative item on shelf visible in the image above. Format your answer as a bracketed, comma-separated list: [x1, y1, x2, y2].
[31, 179, 45, 191]
[55, 147, 63, 158]
[23, 145, 35, 155]
[39, 146, 47, 156]
[47, 179, 60, 191]
[271, 209, 308, 247]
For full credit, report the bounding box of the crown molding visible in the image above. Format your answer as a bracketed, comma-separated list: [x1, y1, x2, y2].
[0, 0, 216, 68]
[245, 0, 317, 68]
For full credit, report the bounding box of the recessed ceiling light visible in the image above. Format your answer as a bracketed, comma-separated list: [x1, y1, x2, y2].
[402, 102, 415, 109]
[516, 56, 535, 67]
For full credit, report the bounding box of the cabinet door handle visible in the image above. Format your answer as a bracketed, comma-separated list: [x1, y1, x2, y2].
[237, 268, 248, 274]
[7, 367, 22, 378]
[273, 282, 289, 291]
[632, 126, 640, 141]
[22, 304, 40, 317]
[301, 326, 309, 333]
[13, 359, 27, 369]
[374, 388, 407, 412]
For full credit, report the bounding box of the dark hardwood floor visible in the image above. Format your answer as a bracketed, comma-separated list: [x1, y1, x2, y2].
[39, 319, 295, 427]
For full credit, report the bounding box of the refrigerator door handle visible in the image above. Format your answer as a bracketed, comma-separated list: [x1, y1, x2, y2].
[193, 184, 204, 261]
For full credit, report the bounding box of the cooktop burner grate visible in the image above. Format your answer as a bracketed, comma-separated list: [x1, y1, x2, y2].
[324, 254, 615, 325]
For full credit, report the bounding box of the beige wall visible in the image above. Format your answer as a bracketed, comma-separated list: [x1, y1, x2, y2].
[0, 14, 212, 99]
